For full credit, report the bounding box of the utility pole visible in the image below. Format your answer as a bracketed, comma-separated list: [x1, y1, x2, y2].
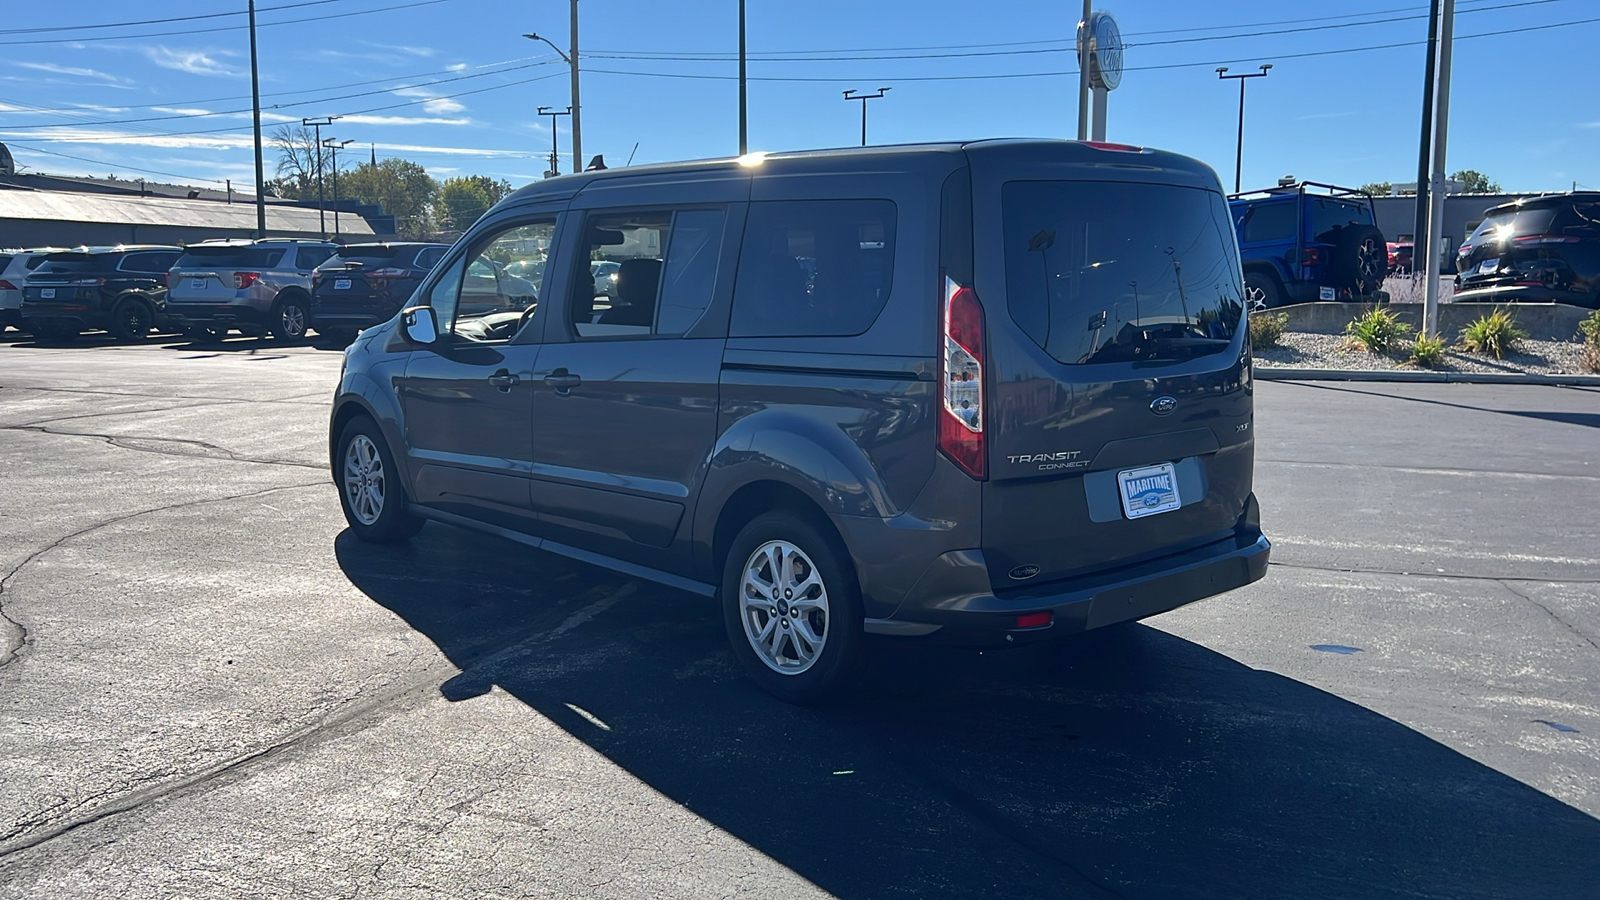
[302, 116, 338, 237]
[248, 0, 266, 237]
[842, 88, 890, 147]
[738, 0, 747, 155]
[1422, 0, 1456, 339]
[322, 137, 353, 237]
[524, 19, 581, 173]
[537, 106, 571, 178]
[1216, 64, 1272, 194]
[1076, 0, 1090, 140]
[1412, 0, 1442, 279]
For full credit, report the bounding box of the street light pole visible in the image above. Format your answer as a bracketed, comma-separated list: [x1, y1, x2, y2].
[524, 26, 581, 173]
[842, 88, 890, 147]
[1422, 0, 1456, 340]
[248, 0, 266, 238]
[302, 116, 337, 236]
[1216, 64, 1272, 194]
[537, 106, 571, 178]
[1076, 0, 1091, 140]
[322, 138, 353, 237]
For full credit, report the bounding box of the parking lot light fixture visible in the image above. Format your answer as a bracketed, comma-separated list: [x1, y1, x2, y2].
[842, 87, 891, 147]
[1217, 64, 1271, 194]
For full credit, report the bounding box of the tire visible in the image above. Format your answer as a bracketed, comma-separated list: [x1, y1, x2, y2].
[271, 294, 310, 341]
[1330, 224, 1388, 297]
[1244, 270, 1284, 311]
[108, 297, 154, 342]
[335, 416, 425, 543]
[721, 510, 862, 704]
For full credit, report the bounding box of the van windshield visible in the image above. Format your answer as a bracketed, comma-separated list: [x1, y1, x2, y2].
[1002, 181, 1244, 366]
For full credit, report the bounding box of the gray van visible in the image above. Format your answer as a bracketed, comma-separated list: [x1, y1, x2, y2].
[328, 140, 1270, 702]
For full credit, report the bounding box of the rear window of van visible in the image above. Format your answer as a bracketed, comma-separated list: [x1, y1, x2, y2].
[730, 199, 897, 338]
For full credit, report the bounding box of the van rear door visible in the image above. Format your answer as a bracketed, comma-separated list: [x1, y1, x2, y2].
[963, 142, 1255, 590]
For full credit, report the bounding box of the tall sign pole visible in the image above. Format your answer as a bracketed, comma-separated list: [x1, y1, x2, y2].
[1422, 0, 1456, 339]
[738, 0, 748, 156]
[1076, 0, 1091, 140]
[570, 0, 582, 171]
[248, 0, 266, 237]
[1412, 0, 1442, 282]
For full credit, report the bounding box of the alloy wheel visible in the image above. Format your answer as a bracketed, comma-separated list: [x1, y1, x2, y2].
[280, 304, 307, 338]
[740, 540, 830, 675]
[343, 434, 385, 526]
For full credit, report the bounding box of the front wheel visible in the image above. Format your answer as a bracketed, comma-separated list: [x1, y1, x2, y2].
[271, 295, 310, 341]
[336, 416, 425, 543]
[1244, 271, 1283, 311]
[721, 511, 861, 704]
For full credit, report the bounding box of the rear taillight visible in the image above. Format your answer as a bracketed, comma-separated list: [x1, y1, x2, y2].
[1082, 141, 1144, 152]
[1512, 234, 1579, 245]
[0, 279, 15, 290]
[939, 274, 986, 480]
[368, 267, 406, 279]
[234, 272, 261, 289]
[1299, 248, 1322, 266]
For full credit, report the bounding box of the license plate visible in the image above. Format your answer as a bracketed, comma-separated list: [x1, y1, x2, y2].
[1478, 258, 1499, 275]
[334, 279, 351, 290]
[1118, 463, 1181, 519]
[190, 278, 207, 289]
[1318, 286, 1336, 301]
[39, 288, 55, 299]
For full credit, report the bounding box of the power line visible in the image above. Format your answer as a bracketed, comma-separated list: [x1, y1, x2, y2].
[1, 140, 231, 185]
[0, 0, 452, 47]
[0, 0, 357, 35]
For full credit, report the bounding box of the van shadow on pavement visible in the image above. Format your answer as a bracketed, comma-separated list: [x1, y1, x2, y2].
[336, 526, 1600, 900]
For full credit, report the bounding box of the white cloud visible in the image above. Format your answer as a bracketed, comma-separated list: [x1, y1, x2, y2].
[14, 62, 128, 84]
[145, 47, 240, 77]
[446, 63, 468, 72]
[2, 129, 528, 160]
[371, 142, 527, 158]
[151, 107, 215, 117]
[340, 114, 471, 126]
[391, 85, 466, 115]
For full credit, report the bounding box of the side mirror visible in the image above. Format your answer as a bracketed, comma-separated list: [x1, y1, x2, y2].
[401, 306, 439, 344]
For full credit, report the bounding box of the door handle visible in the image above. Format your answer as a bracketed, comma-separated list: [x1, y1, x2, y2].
[488, 369, 520, 392]
[544, 369, 582, 393]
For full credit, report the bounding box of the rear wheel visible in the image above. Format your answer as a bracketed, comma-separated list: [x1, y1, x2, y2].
[336, 416, 425, 543]
[721, 511, 861, 704]
[1244, 271, 1284, 311]
[271, 294, 310, 341]
[108, 297, 154, 342]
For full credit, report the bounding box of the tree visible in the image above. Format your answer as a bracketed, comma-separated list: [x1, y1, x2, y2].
[457, 174, 514, 207]
[1451, 169, 1502, 194]
[340, 158, 438, 240]
[269, 124, 321, 201]
[1359, 182, 1393, 198]
[436, 177, 494, 231]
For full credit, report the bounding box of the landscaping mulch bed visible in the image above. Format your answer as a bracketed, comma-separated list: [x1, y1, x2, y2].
[1254, 332, 1592, 376]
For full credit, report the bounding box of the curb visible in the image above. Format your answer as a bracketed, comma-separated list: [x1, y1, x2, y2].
[1256, 367, 1600, 386]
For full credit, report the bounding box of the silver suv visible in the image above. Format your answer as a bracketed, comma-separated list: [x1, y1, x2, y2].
[165, 239, 337, 340]
[0, 248, 68, 334]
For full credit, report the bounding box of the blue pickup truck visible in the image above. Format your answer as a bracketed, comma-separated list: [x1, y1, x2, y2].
[1230, 180, 1388, 309]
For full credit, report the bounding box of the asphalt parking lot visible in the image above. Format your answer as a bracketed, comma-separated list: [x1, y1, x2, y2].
[1, 332, 1597, 899]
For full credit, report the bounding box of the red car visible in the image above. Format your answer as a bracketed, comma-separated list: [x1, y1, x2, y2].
[1387, 241, 1414, 276]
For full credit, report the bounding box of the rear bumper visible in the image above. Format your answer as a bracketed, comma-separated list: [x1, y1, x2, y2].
[165, 303, 267, 327]
[1452, 284, 1598, 308]
[864, 528, 1270, 645]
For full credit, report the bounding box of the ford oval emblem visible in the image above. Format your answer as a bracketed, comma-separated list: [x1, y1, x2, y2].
[1009, 564, 1041, 580]
[1150, 395, 1178, 416]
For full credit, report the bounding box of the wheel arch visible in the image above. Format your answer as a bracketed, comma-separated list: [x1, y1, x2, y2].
[709, 480, 846, 589]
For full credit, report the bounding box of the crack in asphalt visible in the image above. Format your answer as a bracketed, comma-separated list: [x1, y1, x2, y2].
[0, 423, 324, 470]
[0, 582, 636, 860]
[0, 482, 326, 671]
[1497, 579, 1600, 654]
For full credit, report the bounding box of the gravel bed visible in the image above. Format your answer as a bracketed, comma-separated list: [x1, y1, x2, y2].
[1254, 331, 1593, 375]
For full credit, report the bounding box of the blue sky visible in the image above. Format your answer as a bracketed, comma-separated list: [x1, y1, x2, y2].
[1, 0, 1596, 195]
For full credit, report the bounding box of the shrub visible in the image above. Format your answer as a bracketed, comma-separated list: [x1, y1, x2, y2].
[1408, 333, 1447, 368]
[1459, 309, 1528, 359]
[1345, 306, 1411, 354]
[1580, 308, 1600, 347]
[1584, 343, 1600, 374]
[1249, 310, 1289, 349]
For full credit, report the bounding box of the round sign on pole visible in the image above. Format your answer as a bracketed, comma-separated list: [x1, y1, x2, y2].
[1087, 11, 1123, 91]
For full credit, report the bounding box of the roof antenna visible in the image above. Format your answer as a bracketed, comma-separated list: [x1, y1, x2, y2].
[585, 154, 607, 171]
[626, 143, 639, 166]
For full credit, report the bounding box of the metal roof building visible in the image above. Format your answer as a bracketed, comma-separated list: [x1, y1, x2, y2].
[0, 187, 377, 248]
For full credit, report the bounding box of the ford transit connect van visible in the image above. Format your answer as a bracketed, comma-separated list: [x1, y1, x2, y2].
[329, 140, 1270, 701]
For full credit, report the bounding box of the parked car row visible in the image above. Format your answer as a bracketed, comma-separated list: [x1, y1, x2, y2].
[0, 239, 455, 343]
[1229, 180, 1389, 310]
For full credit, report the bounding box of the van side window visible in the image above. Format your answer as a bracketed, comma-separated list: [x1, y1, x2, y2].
[729, 199, 897, 338]
[570, 208, 725, 339]
[426, 221, 554, 343]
